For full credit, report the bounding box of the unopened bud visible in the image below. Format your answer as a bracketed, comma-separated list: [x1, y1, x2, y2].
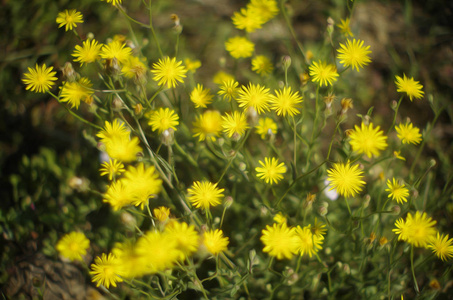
[391, 205, 401, 215]
[87, 32, 95, 40]
[239, 162, 246, 172]
[134, 103, 143, 115]
[327, 17, 335, 35]
[343, 263, 351, 275]
[363, 194, 371, 208]
[318, 201, 329, 216]
[340, 98, 353, 115]
[120, 211, 137, 228]
[379, 237, 388, 246]
[429, 159, 436, 167]
[429, 279, 441, 290]
[61, 62, 78, 82]
[282, 55, 291, 69]
[224, 196, 234, 209]
[112, 97, 123, 109]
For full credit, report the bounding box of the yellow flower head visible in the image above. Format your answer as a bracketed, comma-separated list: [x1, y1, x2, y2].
[56, 9, 83, 31]
[247, 0, 279, 23]
[337, 39, 372, 72]
[97, 119, 130, 142]
[385, 178, 409, 204]
[218, 79, 240, 101]
[309, 61, 339, 87]
[428, 233, 453, 261]
[337, 18, 353, 37]
[348, 122, 388, 158]
[104, 136, 143, 163]
[327, 162, 366, 198]
[213, 71, 235, 85]
[111, 241, 147, 279]
[100, 41, 132, 65]
[99, 158, 125, 181]
[151, 57, 187, 88]
[255, 157, 286, 185]
[72, 39, 103, 66]
[103, 179, 133, 210]
[190, 84, 213, 108]
[187, 180, 225, 210]
[251, 55, 274, 76]
[147, 107, 179, 134]
[295, 225, 324, 258]
[232, 8, 264, 33]
[59, 77, 94, 109]
[192, 110, 223, 141]
[395, 122, 422, 145]
[225, 36, 255, 59]
[184, 58, 201, 73]
[270, 86, 303, 117]
[273, 212, 287, 224]
[203, 229, 229, 256]
[123, 163, 163, 209]
[395, 74, 424, 101]
[393, 211, 437, 248]
[255, 117, 277, 139]
[237, 83, 271, 114]
[121, 56, 148, 80]
[222, 111, 250, 139]
[153, 206, 171, 222]
[102, 0, 123, 6]
[261, 222, 298, 260]
[165, 221, 200, 259]
[56, 232, 90, 261]
[90, 253, 123, 289]
[22, 64, 58, 93]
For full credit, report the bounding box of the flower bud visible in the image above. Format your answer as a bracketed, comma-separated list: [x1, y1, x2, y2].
[224, 196, 234, 209]
[134, 103, 143, 115]
[282, 55, 291, 69]
[391, 205, 401, 215]
[363, 194, 371, 208]
[318, 201, 329, 216]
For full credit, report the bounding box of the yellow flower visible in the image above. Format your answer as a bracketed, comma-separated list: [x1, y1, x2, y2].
[273, 212, 287, 224]
[251, 55, 274, 76]
[237, 83, 271, 114]
[190, 84, 213, 108]
[261, 222, 298, 260]
[232, 8, 264, 33]
[99, 158, 125, 181]
[255, 117, 277, 139]
[222, 111, 250, 139]
[123, 163, 163, 209]
[225, 36, 255, 59]
[192, 110, 223, 141]
[165, 221, 200, 259]
[309, 61, 339, 87]
[393, 151, 406, 161]
[385, 178, 409, 204]
[393, 211, 437, 248]
[348, 122, 388, 158]
[395, 74, 424, 101]
[111, 242, 147, 279]
[100, 41, 132, 64]
[213, 71, 235, 85]
[428, 233, 453, 261]
[337, 39, 372, 72]
[56, 232, 90, 261]
[203, 229, 229, 256]
[153, 206, 171, 222]
[247, 0, 279, 23]
[59, 77, 94, 109]
[90, 253, 123, 289]
[121, 56, 148, 80]
[72, 39, 103, 66]
[103, 179, 134, 210]
[56, 9, 83, 31]
[395, 122, 422, 145]
[337, 18, 353, 37]
[22, 64, 58, 93]
[310, 218, 327, 238]
[147, 107, 179, 134]
[270, 86, 303, 117]
[184, 58, 201, 73]
[187, 180, 224, 210]
[104, 136, 143, 163]
[151, 57, 187, 88]
[102, 0, 122, 6]
[256, 157, 286, 185]
[295, 225, 324, 258]
[218, 79, 240, 101]
[97, 119, 130, 142]
[327, 162, 366, 198]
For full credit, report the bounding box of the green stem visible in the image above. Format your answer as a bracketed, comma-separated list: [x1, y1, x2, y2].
[387, 96, 403, 135]
[344, 197, 352, 216]
[410, 245, 420, 294]
[280, 0, 307, 67]
[149, 0, 164, 58]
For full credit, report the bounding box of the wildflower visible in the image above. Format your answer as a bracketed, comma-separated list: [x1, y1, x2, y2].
[395, 122, 422, 145]
[337, 18, 353, 37]
[187, 180, 224, 210]
[225, 36, 255, 59]
[295, 225, 323, 257]
[121, 56, 148, 80]
[386, 178, 409, 204]
[428, 233, 453, 261]
[72, 39, 103, 66]
[123, 163, 163, 209]
[310, 218, 327, 238]
[147, 107, 179, 134]
[99, 158, 125, 180]
[393, 211, 437, 248]
[203, 229, 229, 255]
[261, 222, 298, 260]
[256, 157, 286, 185]
[56, 232, 90, 262]
[190, 84, 213, 108]
[56, 9, 83, 31]
[393, 151, 406, 161]
[327, 162, 366, 198]
[97, 120, 130, 142]
[184, 58, 201, 73]
[22, 64, 58, 93]
[395, 74, 424, 101]
[213, 71, 235, 85]
[153, 206, 171, 222]
[232, 8, 264, 33]
[309, 61, 339, 87]
[348, 122, 388, 158]
[248, 0, 279, 23]
[90, 253, 123, 288]
[273, 212, 287, 224]
[135, 231, 180, 273]
[237, 83, 271, 114]
[251, 55, 274, 76]
[218, 79, 240, 101]
[337, 39, 372, 71]
[222, 111, 249, 138]
[270, 86, 303, 117]
[103, 179, 133, 210]
[111, 242, 147, 279]
[102, 0, 122, 6]
[192, 110, 223, 141]
[151, 57, 187, 88]
[100, 41, 132, 65]
[104, 136, 142, 163]
[165, 221, 200, 259]
[59, 77, 94, 109]
[255, 117, 277, 139]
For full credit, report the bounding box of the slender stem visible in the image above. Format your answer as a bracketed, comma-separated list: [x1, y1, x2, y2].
[344, 197, 352, 216]
[387, 96, 403, 135]
[292, 116, 297, 173]
[280, 0, 307, 67]
[149, 0, 164, 58]
[410, 245, 420, 294]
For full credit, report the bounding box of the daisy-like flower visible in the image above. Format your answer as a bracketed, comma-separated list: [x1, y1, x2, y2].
[147, 107, 179, 134]
[104, 136, 143, 163]
[151, 57, 187, 89]
[395, 122, 422, 145]
[72, 39, 103, 66]
[232, 8, 264, 33]
[56, 9, 83, 31]
[203, 229, 229, 256]
[184, 58, 201, 73]
[385, 178, 409, 204]
[310, 218, 327, 238]
[187, 180, 224, 210]
[255, 157, 286, 185]
[270, 86, 303, 117]
[111, 241, 148, 279]
[165, 221, 200, 260]
[222, 111, 249, 139]
[428, 233, 453, 261]
[225, 36, 255, 59]
[273, 212, 287, 224]
[393, 211, 437, 248]
[213, 71, 235, 85]
[102, 0, 122, 6]
[255, 117, 277, 139]
[99, 158, 125, 181]
[348, 122, 388, 158]
[103, 179, 133, 210]
[121, 56, 148, 80]
[90, 253, 123, 289]
[237, 83, 271, 114]
[100, 41, 132, 65]
[192, 110, 223, 141]
[190, 84, 213, 108]
[248, 0, 279, 23]
[327, 162, 366, 198]
[59, 77, 94, 109]
[337, 39, 372, 71]
[22, 64, 58, 93]
[218, 79, 240, 101]
[261, 222, 298, 260]
[56, 232, 90, 262]
[295, 225, 324, 258]
[337, 18, 353, 37]
[251, 55, 274, 76]
[123, 163, 163, 209]
[153, 206, 171, 223]
[395, 74, 424, 101]
[309, 61, 339, 87]
[97, 119, 130, 142]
